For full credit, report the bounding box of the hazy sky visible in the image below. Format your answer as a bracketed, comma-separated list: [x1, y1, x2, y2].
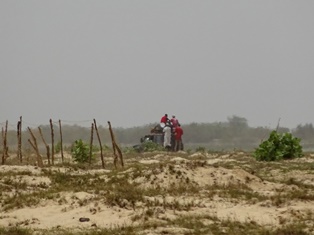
[1, 1, 314, 129]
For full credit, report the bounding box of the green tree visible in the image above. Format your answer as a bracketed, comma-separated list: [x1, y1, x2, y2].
[227, 115, 248, 131]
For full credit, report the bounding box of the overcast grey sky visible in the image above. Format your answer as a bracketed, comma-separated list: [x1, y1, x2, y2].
[1, 1, 313, 129]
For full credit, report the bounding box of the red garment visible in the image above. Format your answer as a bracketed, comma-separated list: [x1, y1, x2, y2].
[160, 115, 168, 123]
[171, 118, 178, 127]
[175, 126, 183, 140]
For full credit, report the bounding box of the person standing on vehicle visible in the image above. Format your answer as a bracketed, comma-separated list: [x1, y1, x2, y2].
[160, 114, 168, 124]
[163, 121, 172, 150]
[174, 124, 183, 151]
[170, 115, 179, 129]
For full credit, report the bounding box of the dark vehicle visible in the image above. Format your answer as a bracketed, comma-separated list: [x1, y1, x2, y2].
[133, 124, 183, 152]
[140, 133, 164, 146]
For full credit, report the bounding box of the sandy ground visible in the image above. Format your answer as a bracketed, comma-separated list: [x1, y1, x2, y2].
[1, 152, 314, 234]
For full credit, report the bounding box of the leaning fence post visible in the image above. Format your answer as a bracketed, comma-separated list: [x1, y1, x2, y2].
[94, 119, 105, 168]
[107, 121, 124, 168]
[28, 127, 44, 167]
[38, 127, 51, 166]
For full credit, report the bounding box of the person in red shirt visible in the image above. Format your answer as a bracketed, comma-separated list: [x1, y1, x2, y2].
[170, 115, 179, 129]
[174, 124, 183, 151]
[160, 114, 168, 124]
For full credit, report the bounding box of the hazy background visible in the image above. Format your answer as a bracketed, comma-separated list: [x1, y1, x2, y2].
[1, 1, 313, 129]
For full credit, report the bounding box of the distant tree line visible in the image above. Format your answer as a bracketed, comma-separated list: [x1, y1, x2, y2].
[3, 116, 314, 151]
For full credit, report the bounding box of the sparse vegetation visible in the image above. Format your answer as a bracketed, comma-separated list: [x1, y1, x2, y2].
[0, 227, 32, 235]
[195, 146, 206, 153]
[1, 150, 314, 234]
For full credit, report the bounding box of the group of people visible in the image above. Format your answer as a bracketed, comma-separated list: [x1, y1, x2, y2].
[160, 114, 183, 151]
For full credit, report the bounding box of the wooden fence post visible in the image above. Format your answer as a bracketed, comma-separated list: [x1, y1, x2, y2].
[38, 127, 51, 166]
[59, 120, 64, 163]
[89, 123, 94, 165]
[1, 127, 4, 165]
[50, 119, 55, 165]
[28, 127, 44, 168]
[107, 121, 124, 168]
[94, 119, 105, 168]
[2, 121, 8, 165]
[17, 116, 22, 162]
[108, 121, 117, 168]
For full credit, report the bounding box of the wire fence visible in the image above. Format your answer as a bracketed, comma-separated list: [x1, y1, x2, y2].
[0, 119, 109, 130]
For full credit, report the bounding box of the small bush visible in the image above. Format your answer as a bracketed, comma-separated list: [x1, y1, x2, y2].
[123, 147, 138, 154]
[55, 141, 62, 154]
[142, 141, 164, 152]
[195, 146, 206, 153]
[253, 130, 303, 161]
[71, 139, 92, 163]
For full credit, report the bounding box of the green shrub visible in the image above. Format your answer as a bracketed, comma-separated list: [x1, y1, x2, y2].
[123, 147, 138, 154]
[71, 139, 92, 163]
[253, 130, 303, 161]
[142, 141, 164, 152]
[195, 146, 206, 153]
[55, 141, 62, 154]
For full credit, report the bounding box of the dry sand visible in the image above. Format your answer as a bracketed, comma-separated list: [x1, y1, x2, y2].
[1, 152, 314, 234]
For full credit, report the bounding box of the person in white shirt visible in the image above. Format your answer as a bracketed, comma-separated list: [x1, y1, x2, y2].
[163, 122, 172, 149]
